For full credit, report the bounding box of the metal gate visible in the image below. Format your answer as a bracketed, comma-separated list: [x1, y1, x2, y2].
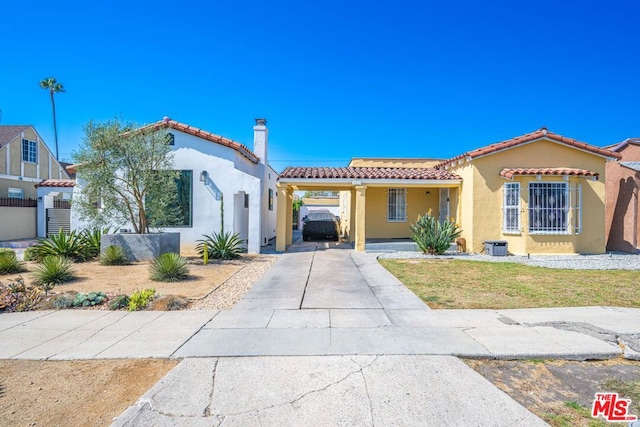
[46, 208, 71, 236]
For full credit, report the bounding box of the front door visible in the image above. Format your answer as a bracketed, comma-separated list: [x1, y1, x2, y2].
[439, 188, 449, 221]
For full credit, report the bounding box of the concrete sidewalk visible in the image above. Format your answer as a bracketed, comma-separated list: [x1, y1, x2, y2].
[3, 239, 640, 425]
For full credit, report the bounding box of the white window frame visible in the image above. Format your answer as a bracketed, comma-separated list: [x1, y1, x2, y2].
[572, 184, 582, 234]
[21, 139, 37, 163]
[502, 182, 520, 234]
[528, 181, 571, 235]
[8, 188, 24, 199]
[387, 188, 407, 222]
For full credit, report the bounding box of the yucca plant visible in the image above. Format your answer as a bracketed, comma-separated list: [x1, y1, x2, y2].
[195, 232, 244, 260]
[149, 253, 189, 282]
[33, 256, 75, 294]
[410, 211, 462, 255]
[0, 249, 21, 274]
[100, 245, 130, 265]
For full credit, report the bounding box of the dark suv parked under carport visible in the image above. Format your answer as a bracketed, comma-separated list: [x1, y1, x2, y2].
[302, 212, 340, 241]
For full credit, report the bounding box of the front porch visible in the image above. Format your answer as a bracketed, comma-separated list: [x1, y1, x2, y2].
[276, 166, 462, 252]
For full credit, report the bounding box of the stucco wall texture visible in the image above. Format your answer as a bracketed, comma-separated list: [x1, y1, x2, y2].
[606, 143, 640, 253]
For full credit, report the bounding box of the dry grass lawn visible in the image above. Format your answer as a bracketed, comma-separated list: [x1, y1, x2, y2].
[379, 259, 640, 309]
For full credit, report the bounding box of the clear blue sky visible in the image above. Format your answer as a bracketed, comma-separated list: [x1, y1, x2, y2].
[1, 0, 638, 172]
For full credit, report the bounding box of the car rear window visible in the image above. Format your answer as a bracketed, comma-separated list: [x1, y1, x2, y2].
[306, 212, 337, 221]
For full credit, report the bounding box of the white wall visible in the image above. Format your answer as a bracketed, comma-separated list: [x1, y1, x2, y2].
[163, 131, 264, 253]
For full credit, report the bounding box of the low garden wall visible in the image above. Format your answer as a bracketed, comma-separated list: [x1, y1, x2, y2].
[0, 207, 36, 241]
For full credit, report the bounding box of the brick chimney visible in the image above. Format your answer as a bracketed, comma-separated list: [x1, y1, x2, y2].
[253, 118, 268, 165]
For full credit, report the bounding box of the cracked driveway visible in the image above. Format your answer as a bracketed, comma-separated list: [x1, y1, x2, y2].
[114, 355, 548, 426]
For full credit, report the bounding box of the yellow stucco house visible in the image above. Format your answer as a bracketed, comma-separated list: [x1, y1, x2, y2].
[276, 128, 621, 254]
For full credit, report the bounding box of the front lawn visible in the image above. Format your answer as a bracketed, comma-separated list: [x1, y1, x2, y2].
[379, 259, 640, 309]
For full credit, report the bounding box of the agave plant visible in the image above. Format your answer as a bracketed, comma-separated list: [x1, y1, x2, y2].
[195, 232, 244, 260]
[410, 211, 462, 255]
[149, 253, 189, 282]
[31, 230, 85, 261]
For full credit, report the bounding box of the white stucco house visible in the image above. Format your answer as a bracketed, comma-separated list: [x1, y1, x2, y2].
[71, 117, 277, 254]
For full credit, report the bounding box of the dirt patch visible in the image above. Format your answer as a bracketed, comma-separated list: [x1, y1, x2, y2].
[0, 256, 252, 301]
[466, 359, 640, 426]
[0, 359, 177, 426]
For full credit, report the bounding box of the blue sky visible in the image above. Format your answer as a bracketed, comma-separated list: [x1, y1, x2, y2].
[1, 0, 638, 172]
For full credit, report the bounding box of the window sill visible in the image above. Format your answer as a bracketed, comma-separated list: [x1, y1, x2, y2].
[387, 220, 407, 223]
[528, 232, 572, 236]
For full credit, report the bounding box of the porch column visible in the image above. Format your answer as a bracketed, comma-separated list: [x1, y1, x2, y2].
[276, 183, 292, 251]
[349, 189, 356, 243]
[354, 185, 367, 251]
[286, 189, 293, 246]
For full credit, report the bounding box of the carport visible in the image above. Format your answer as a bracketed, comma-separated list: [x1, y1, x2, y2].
[276, 166, 462, 251]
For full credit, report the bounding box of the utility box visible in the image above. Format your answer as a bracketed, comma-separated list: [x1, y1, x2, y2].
[484, 240, 508, 256]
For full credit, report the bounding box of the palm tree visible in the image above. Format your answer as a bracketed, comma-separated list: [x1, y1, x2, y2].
[39, 77, 65, 160]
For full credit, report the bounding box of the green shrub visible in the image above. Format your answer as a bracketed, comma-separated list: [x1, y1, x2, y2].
[72, 291, 107, 307]
[100, 245, 130, 265]
[0, 276, 42, 312]
[52, 293, 76, 309]
[128, 288, 156, 311]
[195, 232, 243, 260]
[109, 294, 130, 310]
[0, 249, 21, 274]
[33, 256, 74, 293]
[410, 211, 462, 255]
[23, 247, 39, 262]
[149, 253, 189, 282]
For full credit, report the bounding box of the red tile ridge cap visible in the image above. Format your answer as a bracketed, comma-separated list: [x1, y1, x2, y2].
[499, 167, 599, 180]
[436, 129, 621, 169]
[35, 179, 76, 188]
[144, 118, 260, 164]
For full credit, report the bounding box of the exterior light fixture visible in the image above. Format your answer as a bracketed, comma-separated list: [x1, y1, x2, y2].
[200, 171, 208, 182]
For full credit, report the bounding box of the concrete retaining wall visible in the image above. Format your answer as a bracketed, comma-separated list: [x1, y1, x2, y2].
[101, 232, 181, 261]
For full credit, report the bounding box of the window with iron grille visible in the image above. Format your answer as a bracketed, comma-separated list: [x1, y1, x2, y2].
[22, 139, 37, 163]
[528, 182, 570, 234]
[502, 182, 520, 233]
[387, 188, 407, 222]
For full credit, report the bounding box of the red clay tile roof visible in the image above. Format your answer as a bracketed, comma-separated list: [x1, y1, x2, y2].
[35, 179, 75, 188]
[436, 128, 622, 169]
[142, 117, 259, 163]
[0, 125, 30, 148]
[279, 167, 460, 180]
[607, 138, 640, 152]
[499, 167, 599, 180]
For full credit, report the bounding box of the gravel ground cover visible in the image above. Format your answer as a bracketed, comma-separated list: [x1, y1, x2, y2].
[378, 251, 640, 270]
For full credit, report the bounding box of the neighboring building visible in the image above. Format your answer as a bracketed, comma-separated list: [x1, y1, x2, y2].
[277, 128, 621, 254]
[71, 118, 277, 254]
[0, 125, 71, 240]
[605, 138, 640, 253]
